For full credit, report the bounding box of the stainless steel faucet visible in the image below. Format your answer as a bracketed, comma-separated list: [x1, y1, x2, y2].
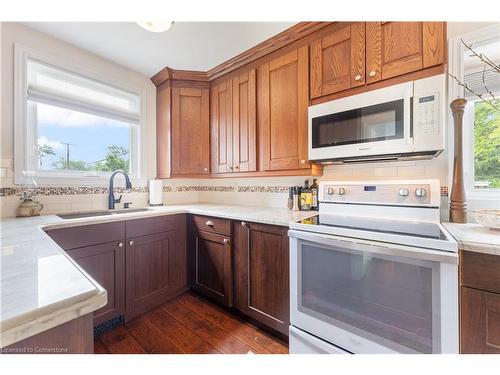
[108, 170, 132, 209]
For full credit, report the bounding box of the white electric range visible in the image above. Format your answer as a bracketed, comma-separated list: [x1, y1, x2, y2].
[288, 179, 458, 354]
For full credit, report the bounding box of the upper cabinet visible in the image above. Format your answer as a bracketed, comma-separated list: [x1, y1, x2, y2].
[171, 87, 210, 176]
[210, 69, 257, 174]
[310, 22, 445, 98]
[259, 46, 310, 171]
[311, 23, 366, 98]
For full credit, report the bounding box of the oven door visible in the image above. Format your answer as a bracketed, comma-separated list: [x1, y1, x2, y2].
[289, 230, 458, 354]
[308, 81, 413, 161]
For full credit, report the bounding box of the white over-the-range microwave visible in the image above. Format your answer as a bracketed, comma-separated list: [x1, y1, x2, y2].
[308, 74, 446, 163]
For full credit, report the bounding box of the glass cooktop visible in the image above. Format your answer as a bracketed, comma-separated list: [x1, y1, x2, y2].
[297, 214, 448, 240]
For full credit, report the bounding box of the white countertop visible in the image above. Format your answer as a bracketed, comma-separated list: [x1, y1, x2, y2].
[443, 222, 500, 256]
[0, 203, 316, 347]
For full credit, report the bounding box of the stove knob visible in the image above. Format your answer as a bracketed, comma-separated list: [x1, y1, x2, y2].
[415, 188, 427, 198]
[399, 188, 409, 197]
[338, 187, 346, 195]
[327, 187, 335, 195]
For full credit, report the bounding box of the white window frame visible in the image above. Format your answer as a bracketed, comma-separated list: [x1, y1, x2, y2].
[447, 25, 500, 204]
[14, 44, 148, 186]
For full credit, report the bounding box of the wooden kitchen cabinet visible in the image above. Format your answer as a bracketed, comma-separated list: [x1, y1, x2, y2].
[233, 221, 290, 335]
[211, 69, 257, 174]
[310, 23, 366, 98]
[189, 215, 233, 306]
[258, 46, 310, 171]
[366, 21, 445, 83]
[171, 87, 210, 175]
[66, 241, 125, 326]
[125, 214, 187, 320]
[156, 82, 172, 178]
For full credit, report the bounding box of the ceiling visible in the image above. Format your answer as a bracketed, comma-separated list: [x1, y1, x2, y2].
[23, 22, 296, 77]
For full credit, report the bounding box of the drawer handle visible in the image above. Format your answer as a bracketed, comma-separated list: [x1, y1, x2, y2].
[129, 240, 135, 246]
[206, 220, 214, 227]
[223, 238, 230, 244]
[118, 242, 124, 248]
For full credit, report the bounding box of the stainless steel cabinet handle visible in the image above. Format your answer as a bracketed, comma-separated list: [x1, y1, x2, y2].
[206, 220, 214, 227]
[354, 74, 362, 81]
[241, 221, 246, 227]
[129, 240, 134, 246]
[223, 238, 230, 244]
[369, 70, 376, 77]
[117, 242, 124, 248]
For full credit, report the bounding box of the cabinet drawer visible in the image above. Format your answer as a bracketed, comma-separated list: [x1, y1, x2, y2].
[461, 251, 500, 294]
[125, 214, 184, 238]
[192, 215, 231, 236]
[46, 221, 125, 250]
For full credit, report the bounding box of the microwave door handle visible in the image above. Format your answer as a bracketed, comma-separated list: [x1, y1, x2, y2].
[288, 230, 458, 264]
[404, 93, 412, 144]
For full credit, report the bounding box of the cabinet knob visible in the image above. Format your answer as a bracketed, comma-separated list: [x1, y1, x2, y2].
[129, 240, 135, 246]
[223, 238, 230, 244]
[369, 70, 376, 77]
[354, 74, 362, 81]
[234, 165, 239, 170]
[229, 166, 233, 170]
[206, 220, 214, 227]
[300, 159, 306, 164]
[241, 221, 246, 227]
[117, 242, 123, 248]
[203, 167, 208, 172]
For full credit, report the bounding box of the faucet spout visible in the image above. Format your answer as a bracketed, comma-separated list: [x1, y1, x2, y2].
[108, 170, 132, 210]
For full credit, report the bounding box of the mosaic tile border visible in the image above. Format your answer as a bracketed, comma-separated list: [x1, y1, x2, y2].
[0, 185, 450, 197]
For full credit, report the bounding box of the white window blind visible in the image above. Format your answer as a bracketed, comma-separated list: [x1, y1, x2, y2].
[27, 58, 141, 124]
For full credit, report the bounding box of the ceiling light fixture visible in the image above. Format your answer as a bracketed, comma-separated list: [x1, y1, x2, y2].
[137, 21, 174, 33]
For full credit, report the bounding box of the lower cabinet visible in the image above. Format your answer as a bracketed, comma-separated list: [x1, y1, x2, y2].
[461, 287, 500, 353]
[233, 221, 290, 335]
[66, 241, 125, 325]
[125, 216, 187, 320]
[191, 230, 232, 306]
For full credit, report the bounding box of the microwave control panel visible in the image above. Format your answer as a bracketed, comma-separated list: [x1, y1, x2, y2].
[414, 93, 439, 135]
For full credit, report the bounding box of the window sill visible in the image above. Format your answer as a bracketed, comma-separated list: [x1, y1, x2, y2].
[15, 173, 147, 187]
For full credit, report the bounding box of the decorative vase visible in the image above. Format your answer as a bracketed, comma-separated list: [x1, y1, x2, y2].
[16, 199, 44, 217]
[449, 98, 467, 223]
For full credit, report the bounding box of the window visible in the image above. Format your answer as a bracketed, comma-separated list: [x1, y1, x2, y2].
[449, 25, 500, 199]
[15, 46, 144, 184]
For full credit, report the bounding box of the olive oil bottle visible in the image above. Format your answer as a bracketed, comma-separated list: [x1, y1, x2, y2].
[300, 180, 313, 211]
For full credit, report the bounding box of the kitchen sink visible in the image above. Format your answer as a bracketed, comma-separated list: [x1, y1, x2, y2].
[57, 208, 153, 219]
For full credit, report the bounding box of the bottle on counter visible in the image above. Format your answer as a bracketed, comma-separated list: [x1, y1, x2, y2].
[288, 187, 294, 210]
[311, 179, 319, 211]
[300, 180, 313, 211]
[292, 187, 300, 211]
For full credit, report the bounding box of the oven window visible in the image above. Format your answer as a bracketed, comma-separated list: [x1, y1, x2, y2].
[311, 99, 405, 148]
[299, 243, 439, 353]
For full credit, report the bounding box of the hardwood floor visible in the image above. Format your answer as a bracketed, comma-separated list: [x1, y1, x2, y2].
[95, 292, 289, 354]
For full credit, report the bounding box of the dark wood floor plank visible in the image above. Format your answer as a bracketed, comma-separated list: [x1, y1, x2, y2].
[125, 315, 184, 354]
[93, 338, 109, 354]
[145, 307, 221, 354]
[178, 293, 288, 354]
[99, 325, 146, 354]
[161, 299, 255, 354]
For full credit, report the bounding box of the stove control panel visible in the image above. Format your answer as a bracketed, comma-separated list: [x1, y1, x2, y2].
[319, 180, 439, 207]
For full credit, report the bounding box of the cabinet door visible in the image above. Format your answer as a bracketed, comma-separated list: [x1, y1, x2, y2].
[171, 87, 210, 175]
[125, 227, 187, 320]
[310, 23, 366, 98]
[233, 221, 290, 335]
[366, 22, 422, 82]
[232, 69, 257, 172]
[461, 287, 500, 353]
[210, 80, 233, 174]
[67, 241, 125, 326]
[192, 230, 232, 306]
[259, 46, 309, 171]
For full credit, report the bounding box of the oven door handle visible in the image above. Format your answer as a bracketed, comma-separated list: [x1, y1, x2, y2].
[288, 230, 458, 264]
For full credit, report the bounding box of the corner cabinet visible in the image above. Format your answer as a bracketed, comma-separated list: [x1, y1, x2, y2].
[258, 46, 310, 172]
[233, 221, 290, 335]
[211, 69, 257, 174]
[171, 87, 210, 176]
